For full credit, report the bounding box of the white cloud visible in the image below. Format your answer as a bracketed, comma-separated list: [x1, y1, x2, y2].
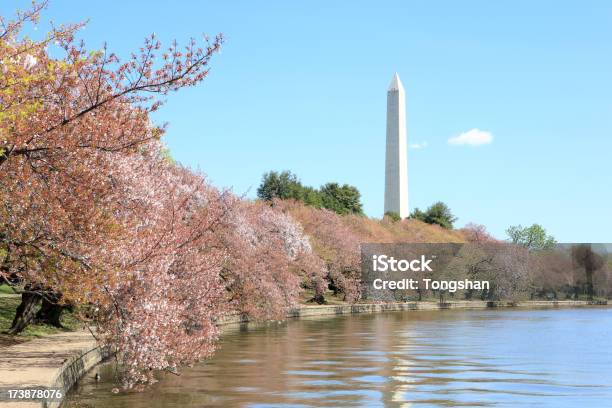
[448, 128, 493, 146]
[409, 141, 427, 149]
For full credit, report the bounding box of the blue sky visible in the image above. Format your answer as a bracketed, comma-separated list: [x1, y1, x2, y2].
[9, 1, 612, 241]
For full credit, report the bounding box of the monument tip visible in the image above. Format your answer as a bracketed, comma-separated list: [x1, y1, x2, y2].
[388, 73, 403, 92]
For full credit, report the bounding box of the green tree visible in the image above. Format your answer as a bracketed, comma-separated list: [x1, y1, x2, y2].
[506, 224, 556, 251]
[410, 202, 456, 229]
[320, 183, 363, 215]
[257, 171, 303, 201]
[410, 208, 426, 222]
[257, 171, 364, 215]
[300, 185, 323, 208]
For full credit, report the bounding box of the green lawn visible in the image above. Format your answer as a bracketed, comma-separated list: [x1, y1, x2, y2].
[0, 283, 16, 294]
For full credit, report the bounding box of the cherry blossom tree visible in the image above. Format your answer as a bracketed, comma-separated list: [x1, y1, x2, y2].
[0, 1, 233, 387]
[94, 149, 234, 388]
[279, 201, 362, 303]
[221, 201, 319, 320]
[1, 0, 222, 328]
[461, 223, 498, 243]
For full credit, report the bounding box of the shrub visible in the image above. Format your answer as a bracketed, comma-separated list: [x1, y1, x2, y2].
[410, 202, 457, 229]
[384, 211, 401, 223]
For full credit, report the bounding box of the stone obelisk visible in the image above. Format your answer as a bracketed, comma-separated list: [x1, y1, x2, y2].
[384, 73, 409, 218]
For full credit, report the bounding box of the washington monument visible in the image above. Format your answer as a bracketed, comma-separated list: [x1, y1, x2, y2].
[384, 73, 409, 218]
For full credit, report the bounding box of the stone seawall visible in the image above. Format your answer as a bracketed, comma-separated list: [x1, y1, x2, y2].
[0, 299, 606, 408]
[217, 299, 607, 327]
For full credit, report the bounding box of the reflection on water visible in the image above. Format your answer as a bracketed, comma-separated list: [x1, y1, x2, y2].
[65, 308, 612, 407]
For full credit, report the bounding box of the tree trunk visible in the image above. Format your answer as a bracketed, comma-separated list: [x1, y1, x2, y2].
[8, 289, 42, 335]
[586, 268, 594, 301]
[311, 293, 326, 305]
[35, 293, 65, 327]
[465, 289, 473, 300]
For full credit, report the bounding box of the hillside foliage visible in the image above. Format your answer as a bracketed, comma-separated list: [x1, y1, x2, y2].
[257, 171, 363, 215]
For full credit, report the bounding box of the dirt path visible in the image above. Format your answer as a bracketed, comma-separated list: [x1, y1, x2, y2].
[0, 330, 98, 408]
[0, 334, 27, 347]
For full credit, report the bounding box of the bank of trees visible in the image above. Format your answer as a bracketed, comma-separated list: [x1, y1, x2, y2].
[504, 224, 609, 300]
[257, 171, 363, 215]
[0, 2, 325, 389]
[279, 200, 467, 304]
[447, 225, 610, 302]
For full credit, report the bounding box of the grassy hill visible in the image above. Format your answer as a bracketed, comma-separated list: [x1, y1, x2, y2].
[276, 200, 467, 304]
[283, 200, 466, 245]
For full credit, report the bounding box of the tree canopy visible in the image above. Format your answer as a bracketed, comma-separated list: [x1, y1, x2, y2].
[506, 224, 556, 250]
[0, 2, 324, 388]
[256, 171, 303, 201]
[257, 171, 363, 215]
[410, 202, 457, 229]
[320, 183, 363, 215]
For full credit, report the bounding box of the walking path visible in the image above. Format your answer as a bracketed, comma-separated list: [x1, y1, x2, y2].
[0, 330, 101, 408]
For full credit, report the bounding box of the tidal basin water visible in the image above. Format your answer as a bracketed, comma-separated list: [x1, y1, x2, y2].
[66, 307, 612, 407]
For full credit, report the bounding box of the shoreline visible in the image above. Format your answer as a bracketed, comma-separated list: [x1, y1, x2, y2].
[217, 299, 608, 329]
[0, 299, 607, 408]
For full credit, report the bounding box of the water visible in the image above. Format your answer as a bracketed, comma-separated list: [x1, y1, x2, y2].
[65, 307, 612, 407]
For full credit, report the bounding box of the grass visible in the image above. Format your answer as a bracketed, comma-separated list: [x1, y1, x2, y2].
[0, 286, 81, 346]
[0, 283, 16, 295]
